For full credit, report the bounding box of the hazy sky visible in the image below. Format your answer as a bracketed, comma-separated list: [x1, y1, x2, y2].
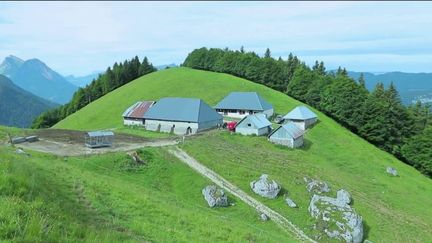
[1, 1, 432, 75]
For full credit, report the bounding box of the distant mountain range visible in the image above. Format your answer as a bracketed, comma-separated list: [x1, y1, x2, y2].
[0, 55, 77, 104]
[0, 74, 58, 128]
[347, 71, 432, 105]
[65, 72, 101, 87]
[156, 63, 178, 70]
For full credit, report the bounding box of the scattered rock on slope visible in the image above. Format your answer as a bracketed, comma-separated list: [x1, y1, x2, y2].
[386, 167, 398, 176]
[250, 174, 281, 199]
[308, 189, 363, 243]
[285, 197, 298, 208]
[304, 177, 330, 194]
[337, 189, 351, 205]
[202, 185, 228, 207]
[260, 213, 269, 221]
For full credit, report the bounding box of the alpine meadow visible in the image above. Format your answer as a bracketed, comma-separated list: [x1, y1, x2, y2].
[1, 2, 432, 243]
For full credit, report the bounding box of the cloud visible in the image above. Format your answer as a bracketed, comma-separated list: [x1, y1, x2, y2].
[0, 2, 432, 75]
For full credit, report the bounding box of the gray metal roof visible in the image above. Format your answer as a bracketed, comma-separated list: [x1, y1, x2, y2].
[268, 122, 304, 139]
[87, 131, 114, 137]
[143, 97, 222, 123]
[214, 92, 273, 111]
[237, 113, 272, 129]
[283, 106, 317, 120]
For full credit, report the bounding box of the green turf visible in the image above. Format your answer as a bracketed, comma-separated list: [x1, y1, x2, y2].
[36, 67, 432, 241]
[0, 143, 294, 242]
[54, 67, 300, 131]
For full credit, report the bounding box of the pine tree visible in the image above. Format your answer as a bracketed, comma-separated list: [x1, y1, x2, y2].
[402, 126, 432, 176]
[359, 89, 387, 145]
[264, 48, 271, 58]
[359, 73, 366, 88]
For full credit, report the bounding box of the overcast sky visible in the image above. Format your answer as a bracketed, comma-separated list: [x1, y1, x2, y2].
[1, 1, 432, 76]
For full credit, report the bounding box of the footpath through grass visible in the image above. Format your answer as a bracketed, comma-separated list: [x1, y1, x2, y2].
[0, 142, 296, 242]
[181, 130, 432, 242]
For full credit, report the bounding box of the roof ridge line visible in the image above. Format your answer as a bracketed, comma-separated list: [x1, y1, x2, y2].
[197, 99, 203, 122]
[255, 92, 264, 110]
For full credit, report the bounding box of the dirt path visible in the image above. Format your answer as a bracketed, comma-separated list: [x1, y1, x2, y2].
[16, 129, 179, 156]
[19, 138, 179, 156]
[168, 147, 315, 243]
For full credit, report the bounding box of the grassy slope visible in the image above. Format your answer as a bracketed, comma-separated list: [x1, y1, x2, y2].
[0, 142, 291, 242]
[53, 67, 432, 241]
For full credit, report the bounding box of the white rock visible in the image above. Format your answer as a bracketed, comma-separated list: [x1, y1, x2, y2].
[308, 192, 363, 243]
[306, 179, 330, 194]
[386, 167, 398, 176]
[202, 185, 228, 208]
[285, 197, 297, 208]
[337, 189, 352, 205]
[250, 174, 281, 199]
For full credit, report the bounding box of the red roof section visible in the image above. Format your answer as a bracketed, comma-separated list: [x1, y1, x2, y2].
[124, 101, 155, 118]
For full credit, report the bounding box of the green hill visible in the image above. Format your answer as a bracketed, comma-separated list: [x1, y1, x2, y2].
[54, 67, 432, 242]
[2, 68, 426, 242]
[0, 133, 290, 242]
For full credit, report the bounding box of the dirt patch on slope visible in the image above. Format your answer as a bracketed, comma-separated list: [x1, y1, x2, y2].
[15, 129, 179, 156]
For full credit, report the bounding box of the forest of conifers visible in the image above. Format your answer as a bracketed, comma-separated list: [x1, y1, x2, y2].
[183, 47, 432, 177]
[31, 56, 156, 129]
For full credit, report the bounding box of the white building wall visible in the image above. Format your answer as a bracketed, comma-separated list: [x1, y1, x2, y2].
[258, 126, 272, 136]
[123, 118, 144, 126]
[293, 136, 304, 148]
[236, 126, 271, 136]
[218, 110, 250, 119]
[145, 120, 199, 135]
[269, 137, 294, 148]
[217, 109, 273, 119]
[145, 119, 221, 135]
[305, 118, 317, 129]
[198, 119, 223, 131]
[236, 127, 258, 136]
[287, 118, 317, 130]
[268, 128, 304, 148]
[263, 108, 274, 118]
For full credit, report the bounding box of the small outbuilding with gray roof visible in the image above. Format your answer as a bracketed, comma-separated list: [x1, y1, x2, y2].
[143, 97, 223, 135]
[235, 113, 272, 136]
[214, 92, 274, 119]
[283, 106, 318, 130]
[268, 122, 305, 148]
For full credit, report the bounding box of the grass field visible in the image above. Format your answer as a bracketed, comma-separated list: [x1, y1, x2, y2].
[20, 67, 432, 241]
[54, 67, 304, 130]
[0, 142, 293, 242]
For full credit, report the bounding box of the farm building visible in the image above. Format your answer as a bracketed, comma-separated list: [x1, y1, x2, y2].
[268, 122, 304, 148]
[85, 131, 114, 148]
[122, 101, 155, 126]
[214, 92, 274, 119]
[235, 113, 272, 136]
[143, 97, 223, 135]
[283, 106, 318, 130]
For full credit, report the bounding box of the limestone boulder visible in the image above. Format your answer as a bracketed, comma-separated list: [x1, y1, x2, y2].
[308, 190, 363, 243]
[250, 174, 281, 199]
[386, 167, 398, 176]
[285, 197, 298, 208]
[305, 177, 330, 194]
[202, 185, 228, 208]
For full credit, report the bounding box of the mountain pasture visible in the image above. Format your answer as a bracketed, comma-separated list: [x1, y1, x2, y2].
[5, 67, 432, 242]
